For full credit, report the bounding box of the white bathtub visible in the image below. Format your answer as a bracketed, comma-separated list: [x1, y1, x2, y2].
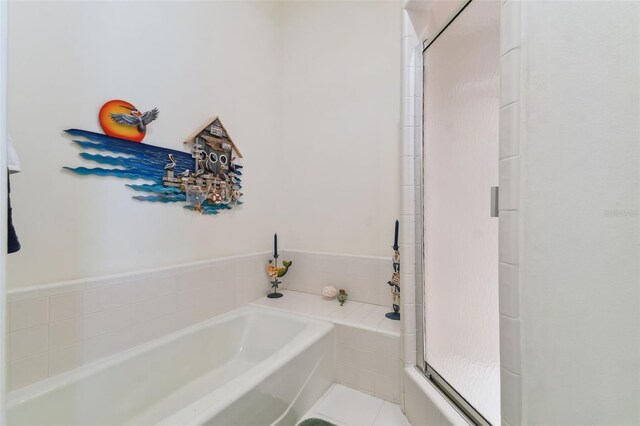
[7, 306, 334, 426]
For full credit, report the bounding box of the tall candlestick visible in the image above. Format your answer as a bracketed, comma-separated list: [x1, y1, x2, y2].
[274, 233, 278, 258]
[393, 220, 399, 249]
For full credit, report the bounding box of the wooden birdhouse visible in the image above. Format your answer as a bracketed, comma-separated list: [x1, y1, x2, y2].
[183, 117, 243, 177]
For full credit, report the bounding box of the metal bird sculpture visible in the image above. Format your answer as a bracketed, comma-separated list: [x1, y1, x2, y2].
[110, 106, 159, 134]
[164, 154, 177, 171]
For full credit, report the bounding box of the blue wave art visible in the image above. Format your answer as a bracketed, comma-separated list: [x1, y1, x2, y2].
[64, 129, 242, 215]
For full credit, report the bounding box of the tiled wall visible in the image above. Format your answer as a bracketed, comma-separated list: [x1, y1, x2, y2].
[498, 1, 522, 425]
[281, 250, 393, 307]
[400, 10, 420, 371]
[334, 324, 401, 403]
[250, 289, 402, 404]
[7, 249, 398, 392]
[6, 252, 270, 391]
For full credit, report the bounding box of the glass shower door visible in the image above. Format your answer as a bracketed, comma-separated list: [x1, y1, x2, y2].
[422, 1, 500, 424]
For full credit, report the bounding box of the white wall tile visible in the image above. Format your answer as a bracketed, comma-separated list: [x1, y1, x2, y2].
[499, 102, 520, 159]
[6, 252, 273, 390]
[335, 362, 357, 388]
[402, 304, 416, 334]
[402, 66, 416, 98]
[48, 344, 83, 376]
[36, 280, 84, 298]
[401, 155, 415, 186]
[400, 276, 415, 306]
[82, 286, 114, 315]
[49, 318, 83, 349]
[402, 126, 415, 158]
[501, 367, 522, 425]
[10, 325, 48, 361]
[82, 310, 110, 340]
[402, 37, 418, 64]
[10, 297, 49, 331]
[282, 251, 391, 307]
[109, 326, 140, 354]
[105, 304, 137, 333]
[370, 353, 401, 380]
[499, 262, 519, 318]
[334, 320, 401, 404]
[136, 313, 177, 344]
[82, 335, 113, 363]
[355, 368, 376, 394]
[500, 48, 520, 107]
[7, 287, 41, 303]
[499, 156, 520, 211]
[110, 282, 138, 308]
[499, 211, 520, 265]
[402, 97, 415, 127]
[400, 214, 415, 245]
[499, 1, 522, 423]
[375, 332, 401, 360]
[401, 186, 415, 217]
[135, 293, 176, 323]
[403, 332, 416, 366]
[9, 353, 48, 390]
[500, 0, 521, 55]
[373, 372, 400, 403]
[499, 315, 521, 375]
[49, 291, 83, 323]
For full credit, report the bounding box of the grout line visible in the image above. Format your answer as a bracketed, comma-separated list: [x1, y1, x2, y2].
[499, 100, 519, 110]
[500, 46, 520, 58]
[372, 398, 386, 425]
[500, 312, 519, 321]
[500, 154, 520, 161]
[502, 365, 521, 377]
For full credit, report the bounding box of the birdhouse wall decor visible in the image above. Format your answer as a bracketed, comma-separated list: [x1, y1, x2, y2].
[64, 101, 244, 215]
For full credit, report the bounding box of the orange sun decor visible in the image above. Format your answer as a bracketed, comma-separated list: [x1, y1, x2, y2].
[98, 100, 159, 142]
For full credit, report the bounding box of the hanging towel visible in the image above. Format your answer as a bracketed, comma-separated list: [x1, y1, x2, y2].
[7, 173, 20, 253]
[7, 135, 21, 253]
[8, 135, 21, 174]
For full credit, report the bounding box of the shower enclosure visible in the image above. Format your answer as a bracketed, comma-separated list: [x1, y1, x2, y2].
[416, 1, 501, 424]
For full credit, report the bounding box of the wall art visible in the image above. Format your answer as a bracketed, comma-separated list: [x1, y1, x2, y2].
[64, 100, 244, 215]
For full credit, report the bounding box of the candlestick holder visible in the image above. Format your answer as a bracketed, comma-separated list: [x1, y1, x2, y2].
[266, 254, 292, 299]
[386, 246, 400, 320]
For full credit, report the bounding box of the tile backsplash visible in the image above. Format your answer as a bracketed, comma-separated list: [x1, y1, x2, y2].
[7, 250, 394, 391]
[6, 252, 270, 390]
[281, 250, 393, 307]
[335, 324, 401, 403]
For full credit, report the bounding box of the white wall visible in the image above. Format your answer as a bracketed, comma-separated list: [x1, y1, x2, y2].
[7, 0, 402, 290]
[519, 2, 640, 424]
[279, 1, 402, 257]
[7, 1, 283, 288]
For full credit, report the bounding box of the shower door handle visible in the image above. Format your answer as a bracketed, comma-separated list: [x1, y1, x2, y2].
[490, 186, 499, 217]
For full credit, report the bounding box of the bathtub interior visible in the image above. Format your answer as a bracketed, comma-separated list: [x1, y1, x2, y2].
[202, 331, 334, 426]
[7, 310, 310, 426]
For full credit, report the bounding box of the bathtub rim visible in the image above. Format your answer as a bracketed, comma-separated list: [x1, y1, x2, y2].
[7, 305, 333, 412]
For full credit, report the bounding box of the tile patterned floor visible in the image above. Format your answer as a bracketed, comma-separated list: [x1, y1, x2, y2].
[301, 384, 411, 426]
